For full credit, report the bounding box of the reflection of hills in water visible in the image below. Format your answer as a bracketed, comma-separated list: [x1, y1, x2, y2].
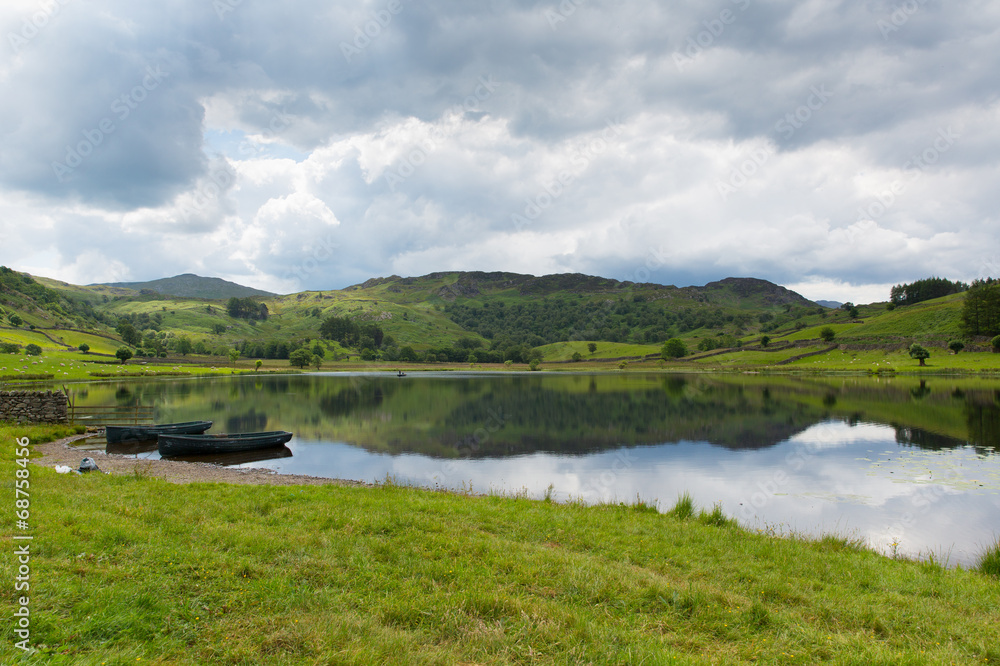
[69, 374, 1000, 460]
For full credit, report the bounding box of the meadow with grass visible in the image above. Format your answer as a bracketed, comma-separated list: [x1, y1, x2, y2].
[2, 425, 1000, 664]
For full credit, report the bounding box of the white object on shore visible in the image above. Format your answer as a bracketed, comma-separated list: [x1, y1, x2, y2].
[55, 465, 72, 474]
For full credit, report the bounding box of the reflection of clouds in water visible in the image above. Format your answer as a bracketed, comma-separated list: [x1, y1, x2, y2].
[788, 420, 893, 448]
[249, 422, 998, 566]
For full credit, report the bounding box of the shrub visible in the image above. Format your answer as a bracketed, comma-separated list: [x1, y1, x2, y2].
[8, 313, 23, 326]
[820, 326, 836, 342]
[24, 343, 42, 356]
[571, 351, 583, 362]
[948, 340, 965, 354]
[1, 342, 21, 354]
[992, 335, 1000, 353]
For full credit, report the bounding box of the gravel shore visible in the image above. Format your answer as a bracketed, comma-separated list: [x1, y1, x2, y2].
[33, 433, 367, 487]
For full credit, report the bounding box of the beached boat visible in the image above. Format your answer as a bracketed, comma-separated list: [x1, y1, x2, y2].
[106, 421, 213, 444]
[163, 445, 293, 466]
[157, 431, 293, 457]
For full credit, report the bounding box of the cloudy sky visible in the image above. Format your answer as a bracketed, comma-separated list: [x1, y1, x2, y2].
[1, 0, 998, 302]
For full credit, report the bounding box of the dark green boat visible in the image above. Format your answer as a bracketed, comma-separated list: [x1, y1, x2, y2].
[106, 421, 213, 444]
[157, 431, 293, 457]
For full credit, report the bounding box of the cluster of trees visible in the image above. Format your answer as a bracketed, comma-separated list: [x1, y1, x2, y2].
[319, 316, 385, 350]
[234, 339, 328, 360]
[961, 278, 1000, 337]
[891, 277, 967, 306]
[444, 297, 758, 347]
[696, 334, 742, 351]
[226, 297, 269, 321]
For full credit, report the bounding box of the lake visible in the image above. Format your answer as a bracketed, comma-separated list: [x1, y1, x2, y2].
[70, 372, 1000, 566]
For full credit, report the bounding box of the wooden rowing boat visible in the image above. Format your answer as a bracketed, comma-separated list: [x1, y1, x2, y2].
[106, 421, 213, 444]
[157, 431, 293, 457]
[162, 445, 293, 466]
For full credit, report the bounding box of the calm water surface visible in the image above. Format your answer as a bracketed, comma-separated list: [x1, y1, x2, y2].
[71, 372, 1000, 565]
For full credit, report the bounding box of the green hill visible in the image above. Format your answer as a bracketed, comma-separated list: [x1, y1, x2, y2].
[97, 273, 275, 299]
[1, 267, 987, 368]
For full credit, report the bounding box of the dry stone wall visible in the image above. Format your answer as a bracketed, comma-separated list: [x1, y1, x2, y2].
[0, 390, 69, 424]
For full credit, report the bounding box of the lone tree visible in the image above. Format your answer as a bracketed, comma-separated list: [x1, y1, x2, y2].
[908, 343, 930, 366]
[24, 343, 42, 356]
[78, 343, 90, 354]
[8, 313, 23, 326]
[760, 335, 771, 348]
[587, 343, 597, 354]
[228, 348, 240, 369]
[289, 348, 312, 368]
[820, 327, 836, 343]
[662, 338, 687, 359]
[115, 346, 133, 364]
[948, 340, 965, 354]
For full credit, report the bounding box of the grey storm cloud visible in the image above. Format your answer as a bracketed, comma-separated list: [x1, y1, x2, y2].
[1, 0, 998, 301]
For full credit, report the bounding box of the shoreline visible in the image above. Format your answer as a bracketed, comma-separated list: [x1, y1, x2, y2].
[33, 432, 367, 487]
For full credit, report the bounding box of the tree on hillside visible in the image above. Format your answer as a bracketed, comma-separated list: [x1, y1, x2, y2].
[25, 343, 42, 356]
[176, 336, 193, 355]
[948, 341, 965, 354]
[587, 343, 597, 354]
[8, 313, 22, 326]
[116, 320, 141, 346]
[760, 335, 771, 348]
[820, 327, 836, 342]
[908, 343, 930, 366]
[116, 347, 133, 364]
[960, 278, 1000, 337]
[226, 297, 269, 321]
[662, 338, 687, 359]
[78, 343, 90, 353]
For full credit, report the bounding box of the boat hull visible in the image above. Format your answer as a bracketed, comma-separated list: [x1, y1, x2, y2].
[106, 421, 213, 444]
[157, 431, 293, 457]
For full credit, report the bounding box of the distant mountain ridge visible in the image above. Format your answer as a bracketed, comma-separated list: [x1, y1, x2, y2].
[352, 272, 816, 308]
[96, 274, 275, 299]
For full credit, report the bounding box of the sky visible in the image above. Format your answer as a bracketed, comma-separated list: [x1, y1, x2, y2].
[1, 0, 998, 303]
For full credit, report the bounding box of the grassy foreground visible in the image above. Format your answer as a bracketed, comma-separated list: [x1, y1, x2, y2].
[3, 425, 1000, 664]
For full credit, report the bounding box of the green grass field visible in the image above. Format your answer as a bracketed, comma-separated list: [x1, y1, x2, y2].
[2, 424, 999, 664]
